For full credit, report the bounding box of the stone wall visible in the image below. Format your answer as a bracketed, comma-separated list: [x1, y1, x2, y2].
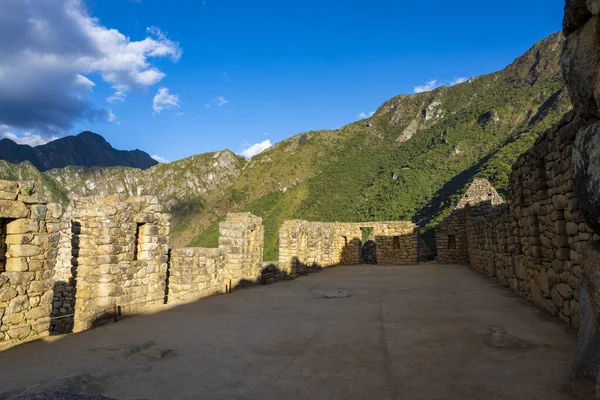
[169, 248, 224, 302]
[54, 196, 170, 332]
[0, 181, 63, 348]
[563, 0, 600, 393]
[434, 110, 600, 391]
[436, 118, 591, 329]
[279, 220, 419, 275]
[169, 213, 265, 302]
[219, 213, 264, 286]
[436, 179, 503, 265]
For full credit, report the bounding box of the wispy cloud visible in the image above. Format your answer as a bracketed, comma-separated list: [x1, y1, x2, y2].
[107, 110, 119, 125]
[239, 139, 272, 159]
[450, 77, 468, 85]
[223, 72, 230, 82]
[205, 96, 229, 109]
[151, 154, 169, 164]
[414, 79, 440, 94]
[152, 87, 180, 114]
[177, 112, 184, 116]
[414, 77, 471, 93]
[356, 111, 375, 119]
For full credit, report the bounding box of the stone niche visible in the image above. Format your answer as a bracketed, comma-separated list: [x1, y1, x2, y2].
[54, 196, 170, 333]
[0, 180, 63, 348]
[169, 213, 264, 302]
[278, 220, 419, 275]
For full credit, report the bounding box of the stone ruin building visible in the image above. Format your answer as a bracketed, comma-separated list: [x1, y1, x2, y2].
[0, 188, 266, 349]
[0, 182, 420, 350]
[432, 0, 600, 387]
[3, 1, 600, 394]
[278, 220, 419, 275]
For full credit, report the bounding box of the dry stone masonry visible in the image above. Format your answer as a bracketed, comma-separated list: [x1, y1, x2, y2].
[279, 220, 419, 275]
[169, 213, 264, 302]
[0, 181, 63, 348]
[54, 196, 171, 333]
[0, 186, 268, 349]
[434, 2, 600, 391]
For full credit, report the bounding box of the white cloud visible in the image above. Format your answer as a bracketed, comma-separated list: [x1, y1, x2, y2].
[177, 112, 184, 116]
[215, 96, 228, 106]
[2, 131, 58, 147]
[107, 110, 117, 123]
[152, 87, 180, 114]
[0, 0, 181, 136]
[414, 79, 439, 93]
[356, 111, 375, 119]
[151, 154, 169, 163]
[450, 77, 468, 85]
[239, 139, 272, 159]
[205, 96, 229, 109]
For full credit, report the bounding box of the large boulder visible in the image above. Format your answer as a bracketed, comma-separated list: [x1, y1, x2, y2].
[573, 120, 600, 234]
[565, 0, 592, 35]
[562, 15, 600, 118]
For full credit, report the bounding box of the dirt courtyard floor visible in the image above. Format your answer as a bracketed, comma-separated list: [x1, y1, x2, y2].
[0, 264, 585, 400]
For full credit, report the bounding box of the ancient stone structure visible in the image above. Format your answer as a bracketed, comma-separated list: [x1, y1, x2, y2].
[435, 3, 600, 386]
[0, 181, 63, 347]
[279, 220, 419, 275]
[0, 185, 268, 350]
[169, 213, 264, 302]
[53, 196, 170, 333]
[436, 179, 503, 265]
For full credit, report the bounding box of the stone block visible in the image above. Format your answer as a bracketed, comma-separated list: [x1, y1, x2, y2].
[6, 219, 38, 234]
[0, 200, 28, 219]
[8, 245, 42, 258]
[5, 258, 28, 272]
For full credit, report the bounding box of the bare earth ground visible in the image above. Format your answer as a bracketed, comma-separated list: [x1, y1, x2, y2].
[0, 264, 585, 400]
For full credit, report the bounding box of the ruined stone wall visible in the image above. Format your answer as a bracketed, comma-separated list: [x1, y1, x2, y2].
[374, 222, 420, 265]
[169, 212, 265, 302]
[435, 209, 469, 264]
[219, 213, 264, 286]
[169, 248, 224, 302]
[55, 196, 170, 332]
[0, 181, 63, 348]
[437, 179, 504, 265]
[436, 115, 590, 329]
[279, 220, 419, 275]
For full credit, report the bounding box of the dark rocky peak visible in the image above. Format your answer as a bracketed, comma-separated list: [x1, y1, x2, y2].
[0, 131, 158, 171]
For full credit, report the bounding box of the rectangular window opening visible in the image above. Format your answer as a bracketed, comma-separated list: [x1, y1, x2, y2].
[134, 223, 147, 260]
[0, 218, 11, 273]
[448, 235, 456, 250]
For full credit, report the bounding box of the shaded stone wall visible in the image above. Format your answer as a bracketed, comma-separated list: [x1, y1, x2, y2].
[435, 209, 469, 264]
[436, 117, 591, 329]
[0, 181, 63, 348]
[279, 220, 419, 275]
[563, 0, 600, 393]
[436, 178, 504, 265]
[169, 213, 265, 302]
[55, 196, 170, 332]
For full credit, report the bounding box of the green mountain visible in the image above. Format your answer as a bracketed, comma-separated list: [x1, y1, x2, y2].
[0, 32, 570, 260]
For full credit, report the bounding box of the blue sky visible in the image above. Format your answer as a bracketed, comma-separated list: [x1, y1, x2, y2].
[1, 0, 564, 162]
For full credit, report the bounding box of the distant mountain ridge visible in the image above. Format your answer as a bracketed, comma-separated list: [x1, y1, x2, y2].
[0, 131, 158, 171]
